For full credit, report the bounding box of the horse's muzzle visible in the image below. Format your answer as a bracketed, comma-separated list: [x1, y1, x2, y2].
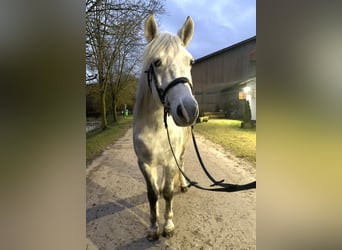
[172, 97, 199, 126]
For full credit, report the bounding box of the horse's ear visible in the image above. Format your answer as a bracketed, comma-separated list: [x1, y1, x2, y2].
[178, 16, 194, 47]
[144, 15, 158, 43]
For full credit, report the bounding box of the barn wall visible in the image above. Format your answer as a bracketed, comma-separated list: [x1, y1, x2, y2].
[191, 37, 256, 116]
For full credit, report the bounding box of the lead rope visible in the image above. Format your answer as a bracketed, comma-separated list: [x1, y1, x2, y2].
[164, 109, 256, 192]
[190, 126, 224, 186]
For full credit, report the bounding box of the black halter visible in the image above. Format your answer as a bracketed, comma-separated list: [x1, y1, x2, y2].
[145, 63, 192, 129]
[145, 63, 191, 106]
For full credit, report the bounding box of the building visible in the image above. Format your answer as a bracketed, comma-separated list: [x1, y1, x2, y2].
[192, 36, 256, 121]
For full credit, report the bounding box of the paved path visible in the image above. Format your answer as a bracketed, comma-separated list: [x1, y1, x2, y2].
[86, 128, 256, 249]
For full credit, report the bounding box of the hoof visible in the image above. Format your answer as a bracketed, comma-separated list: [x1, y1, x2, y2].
[180, 186, 188, 193]
[162, 229, 174, 239]
[146, 232, 159, 241]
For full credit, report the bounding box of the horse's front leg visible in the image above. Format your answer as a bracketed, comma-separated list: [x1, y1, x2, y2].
[178, 153, 188, 192]
[162, 166, 176, 238]
[138, 161, 160, 241]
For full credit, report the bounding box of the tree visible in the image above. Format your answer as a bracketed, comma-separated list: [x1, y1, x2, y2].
[108, 15, 144, 122]
[86, 0, 164, 129]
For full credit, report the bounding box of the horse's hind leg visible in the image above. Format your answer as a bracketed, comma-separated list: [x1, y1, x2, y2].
[162, 166, 176, 238]
[138, 161, 160, 241]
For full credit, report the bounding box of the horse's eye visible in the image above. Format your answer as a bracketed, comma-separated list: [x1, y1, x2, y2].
[154, 59, 162, 67]
[190, 59, 195, 66]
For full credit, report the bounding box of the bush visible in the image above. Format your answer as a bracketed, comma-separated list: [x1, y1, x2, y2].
[196, 115, 209, 123]
[241, 100, 253, 128]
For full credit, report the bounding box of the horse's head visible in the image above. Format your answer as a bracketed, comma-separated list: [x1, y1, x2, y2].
[143, 15, 199, 127]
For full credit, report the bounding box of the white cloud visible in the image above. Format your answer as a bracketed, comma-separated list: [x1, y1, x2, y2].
[158, 0, 255, 58]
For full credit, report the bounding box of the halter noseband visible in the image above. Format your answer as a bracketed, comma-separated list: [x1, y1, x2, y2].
[145, 63, 192, 106]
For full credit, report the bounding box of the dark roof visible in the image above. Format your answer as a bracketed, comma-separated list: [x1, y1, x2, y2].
[195, 36, 256, 63]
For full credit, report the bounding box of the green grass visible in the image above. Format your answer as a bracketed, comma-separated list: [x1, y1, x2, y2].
[193, 119, 256, 165]
[86, 117, 255, 166]
[86, 116, 133, 162]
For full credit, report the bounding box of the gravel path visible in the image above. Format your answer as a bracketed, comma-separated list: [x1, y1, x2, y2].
[86, 128, 256, 249]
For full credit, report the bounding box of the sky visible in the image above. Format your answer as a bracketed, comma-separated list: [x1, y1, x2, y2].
[158, 0, 256, 60]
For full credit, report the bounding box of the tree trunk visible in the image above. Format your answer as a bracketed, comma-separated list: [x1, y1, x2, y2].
[113, 101, 118, 122]
[110, 81, 118, 123]
[100, 90, 108, 129]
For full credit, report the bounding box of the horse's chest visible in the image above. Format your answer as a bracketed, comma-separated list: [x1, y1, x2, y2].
[134, 127, 179, 165]
[142, 130, 168, 153]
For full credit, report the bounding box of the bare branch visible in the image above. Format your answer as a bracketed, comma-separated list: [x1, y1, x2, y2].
[86, 0, 165, 124]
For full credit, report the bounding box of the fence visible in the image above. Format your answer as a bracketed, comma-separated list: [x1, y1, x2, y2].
[86, 121, 101, 133]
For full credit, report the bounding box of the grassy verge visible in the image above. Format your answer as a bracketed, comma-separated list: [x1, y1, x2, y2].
[86, 116, 133, 163]
[193, 119, 256, 165]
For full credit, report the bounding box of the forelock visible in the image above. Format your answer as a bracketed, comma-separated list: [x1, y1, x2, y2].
[142, 33, 182, 69]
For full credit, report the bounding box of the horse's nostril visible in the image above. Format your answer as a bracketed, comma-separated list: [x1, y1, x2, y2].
[176, 105, 182, 117]
[177, 104, 190, 123]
